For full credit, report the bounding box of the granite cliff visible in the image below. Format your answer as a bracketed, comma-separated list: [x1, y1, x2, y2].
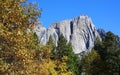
[35, 15, 102, 54]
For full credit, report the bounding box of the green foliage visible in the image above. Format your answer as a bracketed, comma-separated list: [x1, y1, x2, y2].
[85, 31, 120, 75]
[101, 31, 120, 74]
[80, 50, 106, 75]
[66, 43, 80, 75]
[47, 35, 54, 45]
[51, 34, 80, 75]
[80, 31, 120, 75]
[55, 34, 67, 59]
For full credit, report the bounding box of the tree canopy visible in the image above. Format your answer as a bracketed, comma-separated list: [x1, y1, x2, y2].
[80, 31, 120, 75]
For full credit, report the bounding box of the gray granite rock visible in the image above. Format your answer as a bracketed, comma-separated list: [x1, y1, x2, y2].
[34, 24, 47, 45]
[35, 15, 101, 54]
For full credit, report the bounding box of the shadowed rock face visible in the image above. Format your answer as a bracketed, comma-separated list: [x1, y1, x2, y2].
[35, 15, 101, 54]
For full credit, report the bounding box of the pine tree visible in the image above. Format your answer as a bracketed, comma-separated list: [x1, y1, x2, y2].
[94, 31, 120, 75]
[80, 50, 105, 75]
[102, 31, 120, 74]
[80, 31, 120, 75]
[66, 43, 80, 75]
[55, 34, 67, 59]
[47, 35, 54, 46]
[53, 34, 80, 74]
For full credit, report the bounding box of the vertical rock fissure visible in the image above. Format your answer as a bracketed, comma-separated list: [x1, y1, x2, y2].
[86, 35, 90, 49]
[70, 21, 73, 34]
[70, 21, 73, 39]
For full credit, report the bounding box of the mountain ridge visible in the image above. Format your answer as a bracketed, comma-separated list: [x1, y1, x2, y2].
[35, 15, 120, 54]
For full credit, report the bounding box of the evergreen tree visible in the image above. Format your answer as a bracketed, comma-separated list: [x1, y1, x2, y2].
[53, 34, 80, 74]
[47, 35, 56, 60]
[102, 31, 120, 74]
[66, 43, 80, 75]
[55, 34, 67, 59]
[80, 31, 120, 75]
[94, 31, 120, 75]
[47, 35, 54, 46]
[80, 50, 106, 75]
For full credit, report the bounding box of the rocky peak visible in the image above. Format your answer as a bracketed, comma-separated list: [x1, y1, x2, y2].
[35, 15, 100, 54]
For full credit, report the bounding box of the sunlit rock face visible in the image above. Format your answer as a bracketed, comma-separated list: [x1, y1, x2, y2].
[34, 24, 47, 45]
[35, 15, 100, 54]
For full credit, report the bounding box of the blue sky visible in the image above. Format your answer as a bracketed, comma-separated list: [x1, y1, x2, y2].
[29, 0, 120, 35]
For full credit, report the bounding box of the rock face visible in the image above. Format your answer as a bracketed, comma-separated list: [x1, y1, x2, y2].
[35, 15, 100, 54]
[34, 24, 47, 45]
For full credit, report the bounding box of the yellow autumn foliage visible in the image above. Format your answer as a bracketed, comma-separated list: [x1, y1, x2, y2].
[0, 0, 74, 75]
